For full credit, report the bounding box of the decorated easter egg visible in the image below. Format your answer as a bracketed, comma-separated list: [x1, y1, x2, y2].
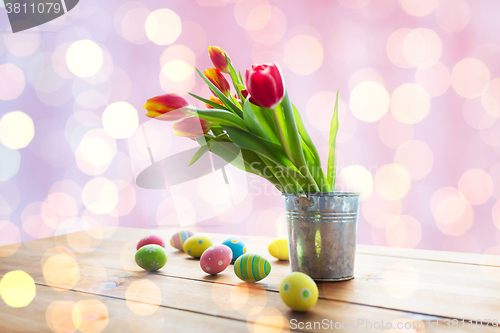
[170, 230, 194, 251]
[234, 253, 271, 282]
[137, 235, 165, 250]
[268, 237, 289, 260]
[279, 272, 318, 312]
[200, 245, 233, 275]
[135, 244, 168, 271]
[222, 237, 247, 262]
[183, 235, 213, 258]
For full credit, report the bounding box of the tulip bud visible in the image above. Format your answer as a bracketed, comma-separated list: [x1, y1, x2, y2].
[143, 93, 190, 121]
[204, 68, 231, 97]
[245, 62, 285, 109]
[208, 46, 231, 74]
[172, 116, 212, 138]
[205, 96, 224, 109]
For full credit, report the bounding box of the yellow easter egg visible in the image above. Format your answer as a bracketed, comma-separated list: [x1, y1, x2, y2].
[268, 237, 289, 260]
[279, 272, 318, 312]
[182, 235, 213, 258]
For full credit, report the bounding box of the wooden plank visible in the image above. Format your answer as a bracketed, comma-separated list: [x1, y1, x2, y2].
[31, 227, 498, 320]
[0, 281, 290, 333]
[1, 229, 500, 332]
[1, 258, 493, 333]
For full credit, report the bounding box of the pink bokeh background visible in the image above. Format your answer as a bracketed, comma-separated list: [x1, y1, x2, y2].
[0, 0, 499, 255]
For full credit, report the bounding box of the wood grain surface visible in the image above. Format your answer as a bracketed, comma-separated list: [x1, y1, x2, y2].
[1, 227, 499, 332]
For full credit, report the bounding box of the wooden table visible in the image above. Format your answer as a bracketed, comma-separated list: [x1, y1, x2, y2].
[0, 227, 499, 332]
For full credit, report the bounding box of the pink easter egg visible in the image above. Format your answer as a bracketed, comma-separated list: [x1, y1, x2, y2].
[200, 245, 233, 275]
[137, 235, 165, 250]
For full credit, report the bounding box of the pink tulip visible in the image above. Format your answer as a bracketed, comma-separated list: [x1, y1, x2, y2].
[143, 94, 190, 121]
[245, 63, 285, 109]
[172, 116, 212, 138]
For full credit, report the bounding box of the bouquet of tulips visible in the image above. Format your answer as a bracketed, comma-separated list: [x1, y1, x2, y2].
[143, 46, 339, 194]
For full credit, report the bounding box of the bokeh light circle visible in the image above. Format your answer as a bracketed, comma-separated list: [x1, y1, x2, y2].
[431, 187, 474, 236]
[378, 114, 414, 149]
[434, 0, 471, 32]
[82, 178, 119, 215]
[493, 200, 500, 230]
[394, 140, 434, 180]
[0, 271, 36, 307]
[0, 64, 25, 100]
[402, 28, 442, 67]
[482, 78, 500, 118]
[126, 279, 162, 315]
[415, 61, 450, 97]
[338, 165, 373, 200]
[386, 215, 422, 248]
[390, 83, 431, 124]
[375, 164, 411, 200]
[458, 169, 494, 205]
[102, 102, 139, 139]
[43, 254, 80, 290]
[0, 143, 21, 181]
[145, 9, 182, 45]
[0, 111, 35, 149]
[398, 0, 438, 17]
[284, 34, 323, 75]
[382, 262, 419, 298]
[451, 58, 490, 99]
[0, 220, 21, 256]
[66, 40, 104, 78]
[349, 81, 389, 122]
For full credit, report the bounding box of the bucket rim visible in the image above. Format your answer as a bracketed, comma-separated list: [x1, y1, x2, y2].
[281, 191, 362, 197]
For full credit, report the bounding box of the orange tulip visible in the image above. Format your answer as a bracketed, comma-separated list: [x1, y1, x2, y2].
[205, 96, 224, 109]
[208, 46, 230, 74]
[204, 68, 231, 97]
[172, 116, 212, 138]
[143, 94, 190, 121]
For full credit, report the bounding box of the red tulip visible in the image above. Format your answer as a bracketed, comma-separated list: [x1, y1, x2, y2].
[143, 94, 190, 121]
[205, 96, 224, 109]
[172, 116, 212, 138]
[204, 68, 231, 97]
[245, 62, 285, 109]
[208, 46, 231, 74]
[240, 89, 260, 106]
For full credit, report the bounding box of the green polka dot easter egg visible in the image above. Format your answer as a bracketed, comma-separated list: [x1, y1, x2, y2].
[135, 244, 167, 271]
[182, 235, 213, 258]
[234, 253, 271, 282]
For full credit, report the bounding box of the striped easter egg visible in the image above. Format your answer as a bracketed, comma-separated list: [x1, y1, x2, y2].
[170, 230, 194, 251]
[234, 254, 271, 282]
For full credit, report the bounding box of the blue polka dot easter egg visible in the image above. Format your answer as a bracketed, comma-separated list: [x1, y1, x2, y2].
[234, 253, 271, 282]
[222, 237, 247, 262]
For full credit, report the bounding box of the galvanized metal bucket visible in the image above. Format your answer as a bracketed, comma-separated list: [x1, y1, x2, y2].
[283, 192, 361, 281]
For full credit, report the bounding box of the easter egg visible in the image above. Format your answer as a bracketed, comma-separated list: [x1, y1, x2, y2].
[170, 230, 194, 251]
[234, 254, 271, 282]
[200, 245, 233, 275]
[135, 244, 168, 271]
[137, 235, 165, 250]
[183, 235, 213, 258]
[222, 237, 247, 262]
[279, 272, 318, 312]
[268, 237, 289, 260]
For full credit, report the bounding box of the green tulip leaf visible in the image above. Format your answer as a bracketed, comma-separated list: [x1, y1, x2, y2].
[327, 91, 339, 189]
[187, 108, 248, 130]
[187, 92, 230, 111]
